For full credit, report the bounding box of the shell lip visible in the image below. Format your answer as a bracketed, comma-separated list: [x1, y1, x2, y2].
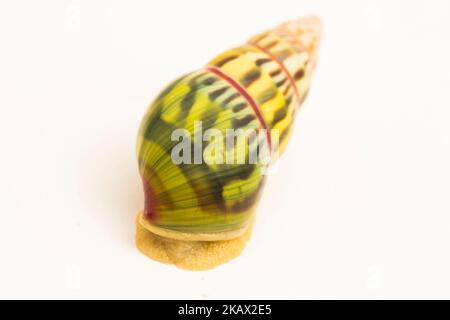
[138, 211, 252, 242]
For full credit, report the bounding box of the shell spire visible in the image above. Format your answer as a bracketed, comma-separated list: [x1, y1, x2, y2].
[273, 16, 322, 70]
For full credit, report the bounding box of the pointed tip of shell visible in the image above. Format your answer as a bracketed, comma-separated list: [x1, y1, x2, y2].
[274, 16, 323, 70]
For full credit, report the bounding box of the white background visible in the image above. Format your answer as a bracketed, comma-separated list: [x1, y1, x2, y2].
[1, 0, 450, 299]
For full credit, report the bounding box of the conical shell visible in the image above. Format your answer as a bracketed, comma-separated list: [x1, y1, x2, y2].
[137, 17, 321, 240]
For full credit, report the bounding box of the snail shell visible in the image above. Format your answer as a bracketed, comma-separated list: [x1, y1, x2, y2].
[137, 17, 321, 244]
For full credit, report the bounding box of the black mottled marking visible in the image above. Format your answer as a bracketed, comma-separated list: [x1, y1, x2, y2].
[241, 69, 261, 87]
[201, 105, 219, 130]
[209, 181, 227, 211]
[251, 32, 269, 43]
[215, 165, 260, 213]
[294, 69, 305, 81]
[223, 92, 240, 105]
[180, 90, 195, 110]
[202, 77, 218, 86]
[143, 112, 169, 141]
[255, 58, 272, 66]
[284, 95, 293, 107]
[271, 106, 287, 126]
[188, 73, 204, 84]
[269, 69, 282, 77]
[237, 164, 255, 180]
[231, 180, 264, 212]
[279, 127, 289, 142]
[232, 114, 256, 129]
[276, 49, 291, 61]
[209, 87, 228, 100]
[232, 102, 247, 113]
[276, 78, 287, 87]
[259, 88, 277, 104]
[183, 161, 226, 211]
[214, 55, 239, 67]
[265, 40, 278, 49]
[179, 78, 201, 115]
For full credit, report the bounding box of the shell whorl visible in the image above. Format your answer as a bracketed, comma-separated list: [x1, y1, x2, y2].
[137, 17, 322, 240]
